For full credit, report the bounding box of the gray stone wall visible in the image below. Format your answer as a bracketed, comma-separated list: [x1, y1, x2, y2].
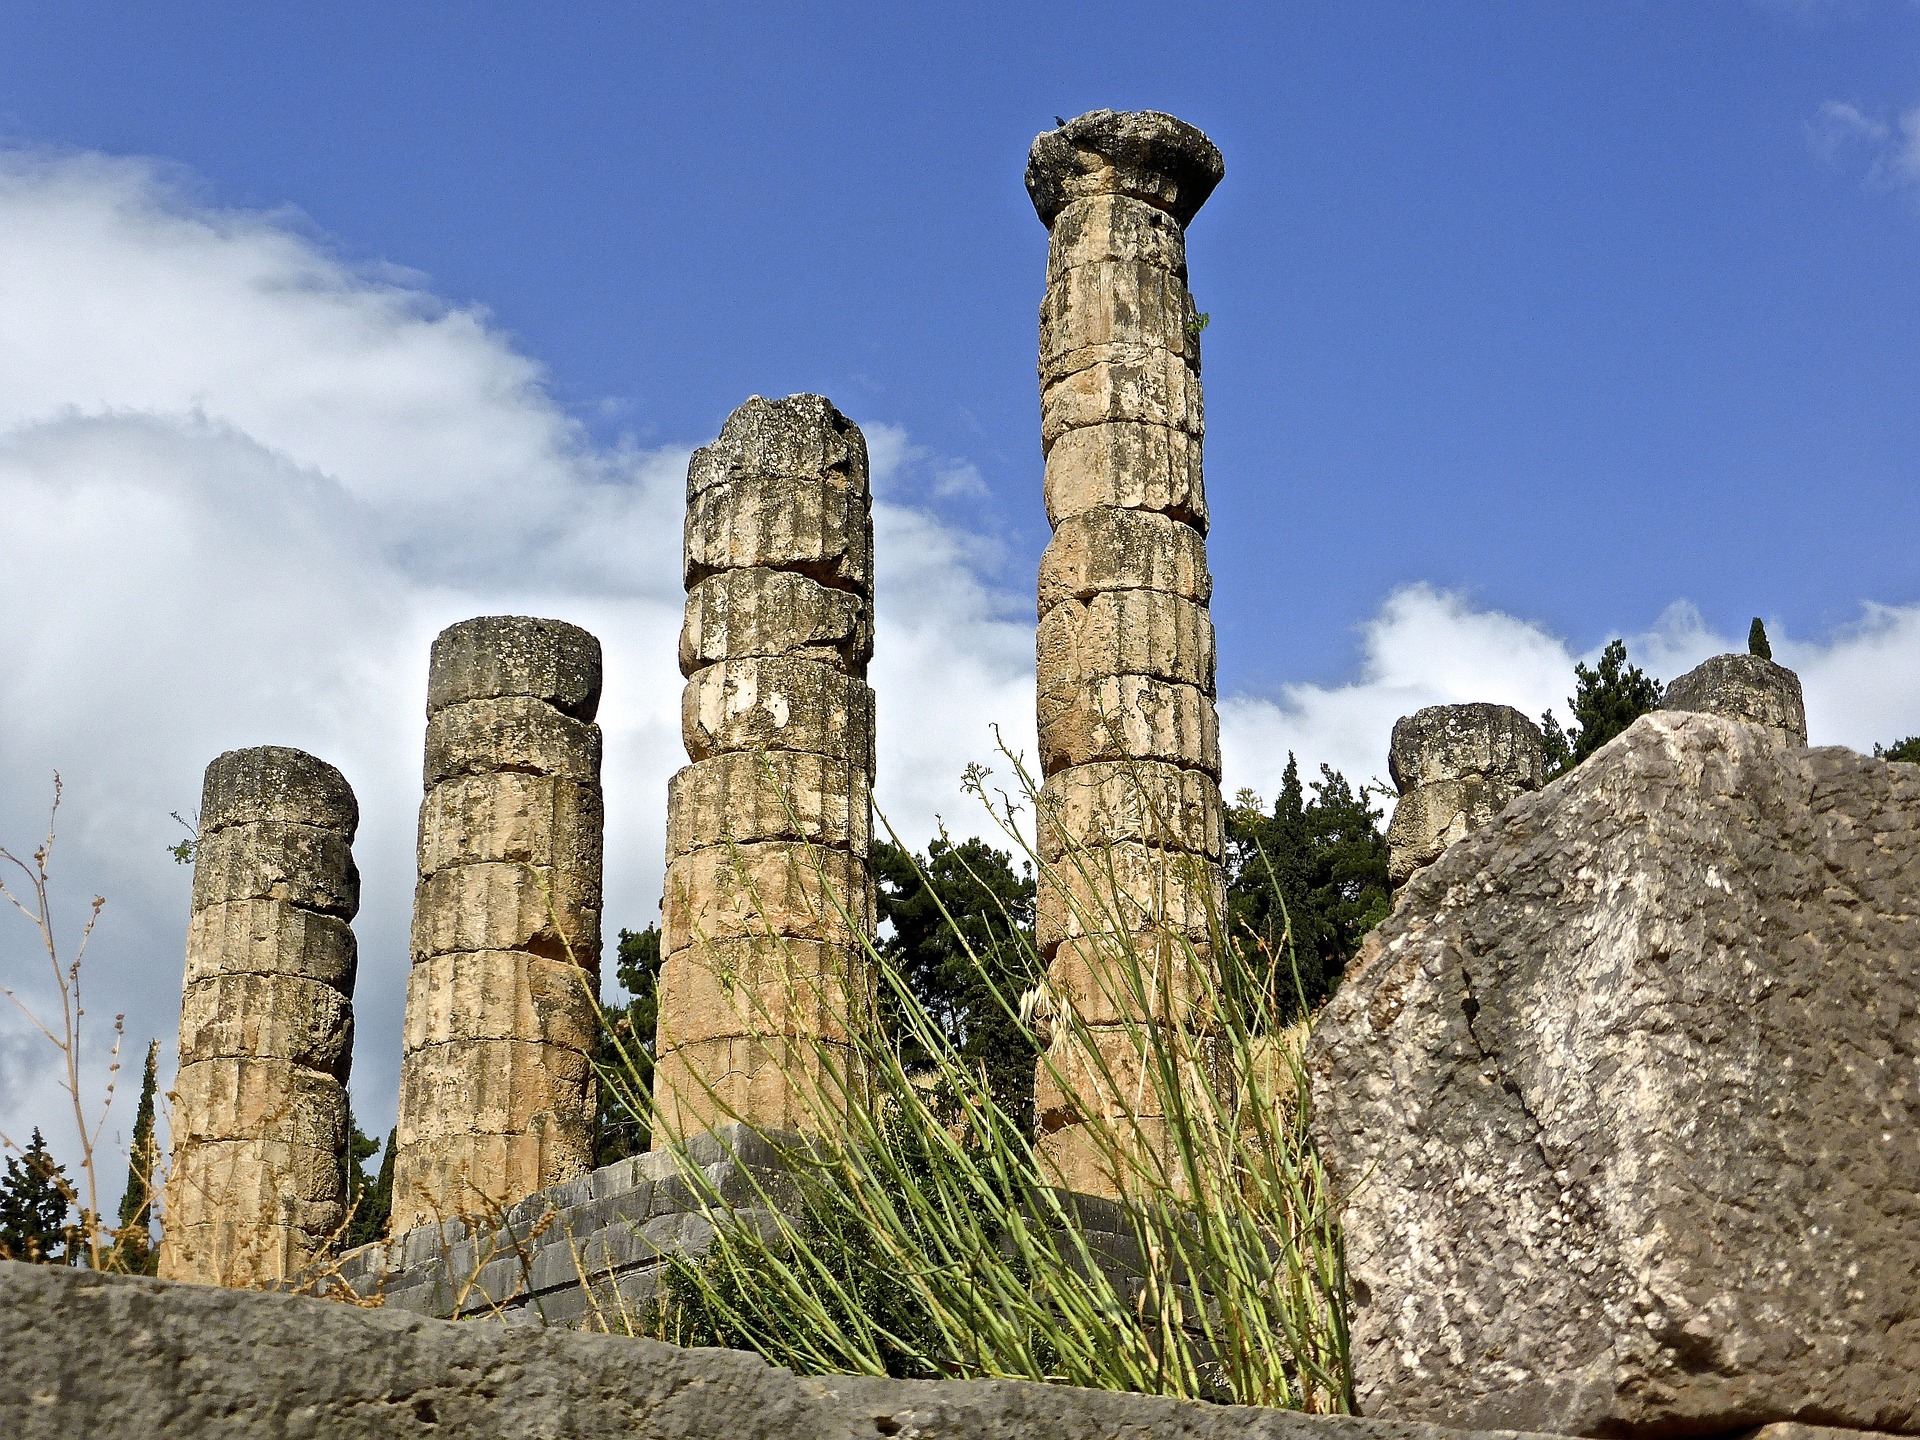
[5, 1259, 1893, 1440]
[334, 1124, 792, 1327]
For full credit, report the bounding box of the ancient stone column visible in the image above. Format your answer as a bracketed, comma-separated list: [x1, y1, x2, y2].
[652, 394, 876, 1145]
[1026, 111, 1227, 1198]
[159, 747, 358, 1286]
[1386, 703, 1546, 883]
[1664, 653, 1807, 747]
[390, 617, 604, 1233]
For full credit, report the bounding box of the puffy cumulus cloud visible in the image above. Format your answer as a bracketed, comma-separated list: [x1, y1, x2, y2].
[1220, 585, 1920, 807]
[0, 149, 1029, 1175]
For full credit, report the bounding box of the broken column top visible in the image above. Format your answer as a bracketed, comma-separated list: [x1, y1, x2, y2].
[427, 616, 602, 721]
[1664, 652, 1807, 746]
[685, 393, 869, 503]
[1389, 703, 1545, 794]
[1027, 109, 1224, 228]
[200, 746, 357, 834]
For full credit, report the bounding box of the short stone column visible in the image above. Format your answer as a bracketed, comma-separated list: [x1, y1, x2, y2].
[1026, 111, 1227, 1198]
[1663, 653, 1807, 747]
[1386, 704, 1545, 883]
[158, 747, 358, 1286]
[390, 617, 605, 1232]
[652, 394, 877, 1145]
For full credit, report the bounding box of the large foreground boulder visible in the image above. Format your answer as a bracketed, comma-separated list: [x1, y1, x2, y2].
[1309, 712, 1920, 1437]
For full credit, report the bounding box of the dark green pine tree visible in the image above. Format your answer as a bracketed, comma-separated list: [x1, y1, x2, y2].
[595, 925, 663, 1166]
[1540, 638, 1665, 777]
[0, 1129, 75, 1264]
[872, 837, 1039, 1128]
[1874, 736, 1920, 764]
[1224, 757, 1391, 1026]
[113, 1040, 161, 1273]
[1748, 618, 1772, 660]
[341, 1124, 395, 1249]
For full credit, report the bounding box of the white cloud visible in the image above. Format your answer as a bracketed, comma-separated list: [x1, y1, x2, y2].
[0, 149, 1030, 1182]
[1220, 585, 1920, 808]
[1810, 98, 1920, 192]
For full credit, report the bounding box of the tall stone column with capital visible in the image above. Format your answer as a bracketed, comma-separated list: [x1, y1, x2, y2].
[159, 746, 359, 1286]
[651, 393, 877, 1145]
[390, 616, 605, 1232]
[1026, 111, 1228, 1198]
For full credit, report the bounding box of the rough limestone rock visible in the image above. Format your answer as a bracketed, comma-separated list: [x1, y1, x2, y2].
[3, 1258, 1621, 1440]
[654, 394, 877, 1146]
[160, 747, 358, 1288]
[1664, 652, 1808, 747]
[391, 617, 605, 1232]
[1386, 704, 1545, 882]
[1309, 712, 1920, 1436]
[1028, 109, 1228, 1199]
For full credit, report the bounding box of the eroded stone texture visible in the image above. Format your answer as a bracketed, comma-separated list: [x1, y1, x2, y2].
[1309, 712, 1920, 1436]
[392, 617, 605, 1233]
[1385, 703, 1544, 883]
[1664, 652, 1808, 747]
[655, 396, 877, 1145]
[159, 747, 358, 1288]
[1028, 111, 1227, 1199]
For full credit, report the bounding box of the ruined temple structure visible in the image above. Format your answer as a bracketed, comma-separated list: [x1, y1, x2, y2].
[159, 747, 359, 1287]
[651, 393, 878, 1144]
[389, 617, 606, 1232]
[1385, 703, 1546, 883]
[1663, 650, 1808, 747]
[1025, 111, 1227, 1198]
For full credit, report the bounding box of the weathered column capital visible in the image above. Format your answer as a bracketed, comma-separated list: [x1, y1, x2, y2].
[1026, 110, 1224, 229]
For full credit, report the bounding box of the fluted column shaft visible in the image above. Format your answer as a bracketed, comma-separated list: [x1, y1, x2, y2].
[1027, 110, 1227, 1198]
[159, 747, 358, 1285]
[652, 394, 877, 1144]
[390, 617, 605, 1231]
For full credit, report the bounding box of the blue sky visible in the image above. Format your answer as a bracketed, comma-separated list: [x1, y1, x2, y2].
[3, 2, 1918, 1156]
[7, 2, 1918, 688]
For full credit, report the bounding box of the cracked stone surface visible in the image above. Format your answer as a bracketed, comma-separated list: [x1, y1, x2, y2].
[392, 617, 605, 1232]
[160, 747, 358, 1288]
[1309, 711, 1920, 1436]
[1027, 111, 1228, 1199]
[655, 395, 877, 1146]
[1663, 652, 1808, 748]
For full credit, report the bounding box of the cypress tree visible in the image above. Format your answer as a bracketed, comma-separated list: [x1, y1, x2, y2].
[1748, 618, 1772, 660]
[343, 1127, 396, 1248]
[113, 1040, 161, 1273]
[595, 925, 663, 1166]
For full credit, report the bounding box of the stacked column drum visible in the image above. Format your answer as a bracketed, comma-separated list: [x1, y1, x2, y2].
[653, 393, 877, 1144]
[159, 747, 359, 1285]
[390, 617, 605, 1231]
[1026, 111, 1228, 1197]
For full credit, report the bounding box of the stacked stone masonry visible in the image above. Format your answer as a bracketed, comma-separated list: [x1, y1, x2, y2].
[1385, 703, 1546, 883]
[159, 747, 359, 1287]
[1027, 110, 1228, 1199]
[391, 617, 606, 1233]
[653, 394, 877, 1144]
